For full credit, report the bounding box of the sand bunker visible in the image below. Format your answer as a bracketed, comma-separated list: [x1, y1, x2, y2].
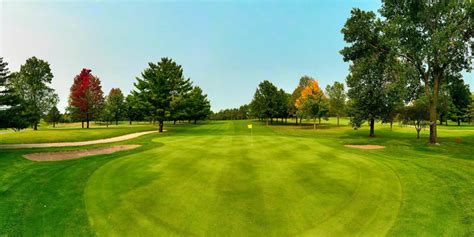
[23, 144, 141, 161]
[344, 144, 385, 150]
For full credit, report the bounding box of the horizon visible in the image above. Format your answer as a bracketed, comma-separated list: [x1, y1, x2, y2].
[1, 0, 472, 112]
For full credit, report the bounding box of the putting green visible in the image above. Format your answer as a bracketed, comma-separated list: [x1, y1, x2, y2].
[1, 120, 473, 236]
[82, 121, 472, 236]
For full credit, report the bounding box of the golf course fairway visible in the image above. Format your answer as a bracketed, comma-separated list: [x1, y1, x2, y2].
[1, 120, 473, 236]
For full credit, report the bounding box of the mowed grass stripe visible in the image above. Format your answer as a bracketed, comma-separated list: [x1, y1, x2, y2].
[1, 120, 473, 236]
[85, 121, 403, 236]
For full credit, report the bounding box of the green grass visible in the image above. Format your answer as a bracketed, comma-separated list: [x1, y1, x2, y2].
[0, 120, 473, 236]
[0, 122, 157, 144]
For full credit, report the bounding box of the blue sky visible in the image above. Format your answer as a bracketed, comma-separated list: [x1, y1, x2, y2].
[1, 0, 471, 112]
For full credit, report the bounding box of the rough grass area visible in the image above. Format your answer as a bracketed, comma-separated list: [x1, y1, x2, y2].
[0, 119, 473, 236]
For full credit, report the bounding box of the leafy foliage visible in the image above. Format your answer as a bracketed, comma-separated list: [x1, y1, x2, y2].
[68, 68, 104, 128]
[325, 81, 346, 126]
[9, 57, 58, 130]
[105, 88, 125, 125]
[341, 9, 407, 137]
[45, 106, 61, 127]
[380, 1, 474, 143]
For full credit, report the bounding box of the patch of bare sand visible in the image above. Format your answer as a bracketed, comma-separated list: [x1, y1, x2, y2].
[23, 144, 141, 161]
[344, 144, 385, 150]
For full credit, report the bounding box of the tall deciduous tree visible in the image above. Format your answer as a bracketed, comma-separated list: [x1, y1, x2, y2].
[380, 1, 474, 143]
[325, 81, 346, 126]
[341, 9, 406, 137]
[250, 80, 279, 124]
[0, 58, 27, 130]
[296, 79, 328, 129]
[68, 68, 104, 128]
[290, 76, 314, 125]
[134, 58, 192, 132]
[105, 88, 125, 125]
[10, 57, 58, 130]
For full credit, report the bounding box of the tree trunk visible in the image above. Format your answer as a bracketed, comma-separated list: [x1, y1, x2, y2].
[318, 117, 321, 125]
[86, 113, 90, 128]
[159, 120, 163, 133]
[116, 119, 118, 125]
[369, 118, 375, 137]
[194, 119, 197, 124]
[53, 122, 56, 128]
[416, 121, 420, 139]
[173, 120, 176, 125]
[34, 123, 38, 130]
[299, 117, 302, 125]
[82, 120, 84, 128]
[337, 116, 340, 127]
[313, 118, 316, 129]
[295, 117, 298, 125]
[457, 118, 460, 126]
[390, 121, 393, 130]
[428, 75, 439, 144]
[129, 120, 132, 125]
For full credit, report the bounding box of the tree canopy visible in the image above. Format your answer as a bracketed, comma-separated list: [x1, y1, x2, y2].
[9, 57, 58, 130]
[68, 68, 104, 128]
[134, 57, 192, 132]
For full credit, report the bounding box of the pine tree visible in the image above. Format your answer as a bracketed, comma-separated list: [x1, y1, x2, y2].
[0, 57, 27, 130]
[187, 86, 211, 124]
[134, 58, 192, 132]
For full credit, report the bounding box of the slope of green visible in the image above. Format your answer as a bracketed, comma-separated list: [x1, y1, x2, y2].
[0, 120, 473, 236]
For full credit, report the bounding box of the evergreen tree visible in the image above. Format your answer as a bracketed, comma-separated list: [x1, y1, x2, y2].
[187, 86, 211, 124]
[45, 106, 61, 127]
[124, 93, 146, 125]
[134, 58, 192, 132]
[0, 57, 27, 130]
[447, 76, 471, 126]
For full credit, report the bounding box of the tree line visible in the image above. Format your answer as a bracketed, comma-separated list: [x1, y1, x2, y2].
[0, 57, 211, 132]
[215, 1, 474, 144]
[217, 70, 471, 140]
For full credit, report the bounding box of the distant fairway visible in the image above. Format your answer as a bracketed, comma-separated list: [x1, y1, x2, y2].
[1, 120, 473, 236]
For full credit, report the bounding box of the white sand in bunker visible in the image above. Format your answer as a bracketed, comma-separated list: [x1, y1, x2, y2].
[23, 145, 141, 161]
[344, 144, 386, 150]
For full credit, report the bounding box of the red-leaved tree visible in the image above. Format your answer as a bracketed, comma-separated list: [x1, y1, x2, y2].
[68, 68, 104, 128]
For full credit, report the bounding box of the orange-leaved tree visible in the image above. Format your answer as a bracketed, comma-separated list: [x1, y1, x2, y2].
[295, 78, 329, 129]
